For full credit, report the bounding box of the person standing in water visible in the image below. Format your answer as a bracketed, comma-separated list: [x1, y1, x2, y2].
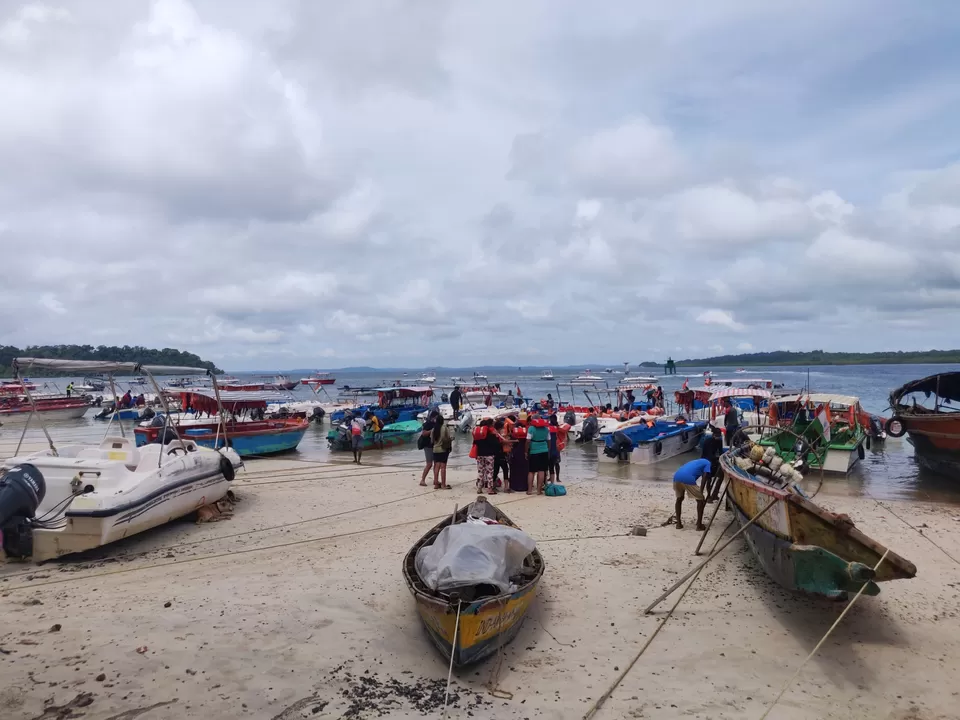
[450, 386, 462, 420]
[350, 414, 367, 464]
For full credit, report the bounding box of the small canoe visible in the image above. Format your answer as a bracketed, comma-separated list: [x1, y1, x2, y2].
[720, 450, 916, 598]
[402, 501, 544, 667]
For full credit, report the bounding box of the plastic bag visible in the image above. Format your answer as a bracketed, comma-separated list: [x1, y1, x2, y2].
[415, 522, 536, 594]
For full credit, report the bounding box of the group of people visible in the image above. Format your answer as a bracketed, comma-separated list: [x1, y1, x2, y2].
[418, 410, 566, 495]
[343, 411, 384, 464]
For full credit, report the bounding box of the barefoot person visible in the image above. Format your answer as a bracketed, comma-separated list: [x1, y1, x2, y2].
[419, 410, 438, 486]
[431, 414, 453, 490]
[672, 458, 710, 530]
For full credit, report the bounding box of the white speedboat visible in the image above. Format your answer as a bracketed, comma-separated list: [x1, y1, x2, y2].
[0, 356, 244, 562]
[620, 375, 657, 384]
[0, 436, 241, 562]
[572, 370, 603, 383]
[418, 372, 437, 384]
[540, 370, 555, 381]
[450, 376, 466, 384]
[472, 372, 489, 382]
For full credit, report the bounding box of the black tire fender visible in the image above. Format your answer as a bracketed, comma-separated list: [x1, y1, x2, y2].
[885, 416, 907, 438]
[865, 435, 872, 451]
[681, 431, 689, 444]
[654, 440, 663, 456]
[219, 455, 236, 481]
[857, 443, 866, 460]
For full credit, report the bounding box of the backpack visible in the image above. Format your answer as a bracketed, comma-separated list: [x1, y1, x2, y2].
[417, 433, 428, 450]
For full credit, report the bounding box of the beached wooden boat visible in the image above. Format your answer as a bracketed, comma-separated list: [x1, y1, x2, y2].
[888, 372, 960, 478]
[402, 502, 544, 667]
[720, 450, 916, 598]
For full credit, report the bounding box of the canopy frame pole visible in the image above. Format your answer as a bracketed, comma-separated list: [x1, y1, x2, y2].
[105, 374, 125, 439]
[209, 373, 232, 455]
[14, 363, 57, 457]
[146, 368, 187, 468]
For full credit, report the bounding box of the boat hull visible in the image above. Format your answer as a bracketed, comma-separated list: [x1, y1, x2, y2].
[3, 443, 240, 562]
[134, 420, 309, 457]
[599, 425, 704, 464]
[721, 454, 916, 598]
[0, 403, 91, 424]
[402, 503, 544, 668]
[326, 429, 420, 452]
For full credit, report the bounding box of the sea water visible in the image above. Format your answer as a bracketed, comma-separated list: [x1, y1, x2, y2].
[3, 364, 958, 504]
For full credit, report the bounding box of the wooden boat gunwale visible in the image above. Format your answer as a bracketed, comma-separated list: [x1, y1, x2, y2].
[402, 502, 544, 666]
[720, 451, 917, 586]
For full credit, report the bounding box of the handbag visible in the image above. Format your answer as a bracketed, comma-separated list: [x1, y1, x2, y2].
[545, 483, 566, 497]
[417, 433, 428, 450]
[441, 427, 453, 452]
[469, 443, 478, 459]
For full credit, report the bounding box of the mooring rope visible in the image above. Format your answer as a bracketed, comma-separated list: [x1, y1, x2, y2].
[442, 599, 463, 719]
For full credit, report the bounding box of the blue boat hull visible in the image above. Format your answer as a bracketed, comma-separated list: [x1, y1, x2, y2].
[134, 428, 307, 457]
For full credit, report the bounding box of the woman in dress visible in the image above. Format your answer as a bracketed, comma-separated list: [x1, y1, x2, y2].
[473, 418, 500, 494]
[419, 410, 438, 486]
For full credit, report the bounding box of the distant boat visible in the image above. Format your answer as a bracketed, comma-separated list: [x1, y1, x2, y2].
[472, 372, 489, 382]
[620, 375, 657, 384]
[301, 372, 336, 386]
[735, 368, 747, 374]
[418, 372, 437, 383]
[605, 368, 614, 373]
[573, 370, 603, 382]
[450, 376, 466, 384]
[540, 369, 555, 381]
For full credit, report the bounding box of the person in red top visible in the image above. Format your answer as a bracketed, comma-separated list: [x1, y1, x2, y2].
[473, 418, 501, 494]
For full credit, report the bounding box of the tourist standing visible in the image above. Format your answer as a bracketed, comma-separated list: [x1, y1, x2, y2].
[547, 414, 562, 485]
[473, 418, 499, 494]
[449, 386, 462, 420]
[492, 418, 512, 489]
[419, 410, 438, 486]
[508, 418, 528, 492]
[431, 414, 453, 489]
[350, 414, 367, 464]
[526, 416, 550, 495]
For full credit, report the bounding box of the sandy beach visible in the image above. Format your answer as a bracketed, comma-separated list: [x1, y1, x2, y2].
[1, 453, 958, 720]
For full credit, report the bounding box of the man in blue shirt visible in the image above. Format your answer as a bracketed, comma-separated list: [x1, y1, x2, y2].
[672, 458, 710, 530]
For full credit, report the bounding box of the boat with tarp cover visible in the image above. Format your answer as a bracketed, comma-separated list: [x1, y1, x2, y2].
[133, 389, 309, 457]
[330, 386, 433, 425]
[402, 498, 544, 667]
[0, 358, 241, 562]
[887, 371, 960, 478]
[720, 446, 916, 598]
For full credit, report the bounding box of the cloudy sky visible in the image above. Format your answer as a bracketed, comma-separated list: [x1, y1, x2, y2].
[1, 1, 959, 369]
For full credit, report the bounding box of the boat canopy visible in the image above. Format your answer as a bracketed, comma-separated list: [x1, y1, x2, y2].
[616, 383, 655, 392]
[172, 388, 293, 414]
[376, 386, 434, 406]
[708, 386, 772, 401]
[14, 357, 211, 376]
[890, 372, 960, 405]
[774, 393, 861, 407]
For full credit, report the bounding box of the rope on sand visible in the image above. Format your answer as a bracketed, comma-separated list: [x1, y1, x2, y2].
[757, 549, 890, 720]
[864, 492, 959, 566]
[442, 599, 463, 719]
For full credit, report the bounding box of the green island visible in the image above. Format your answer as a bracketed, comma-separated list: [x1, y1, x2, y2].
[0, 344, 222, 377]
[639, 350, 960, 368]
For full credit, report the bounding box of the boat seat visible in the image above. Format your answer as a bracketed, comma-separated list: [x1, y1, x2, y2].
[96, 437, 142, 470]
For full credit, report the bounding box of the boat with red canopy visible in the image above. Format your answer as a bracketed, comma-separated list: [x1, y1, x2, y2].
[134, 388, 309, 457]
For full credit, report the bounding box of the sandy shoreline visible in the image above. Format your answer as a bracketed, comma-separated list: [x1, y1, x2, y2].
[1, 453, 959, 719]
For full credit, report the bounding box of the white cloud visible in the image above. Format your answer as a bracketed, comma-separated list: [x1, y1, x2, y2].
[737, 342, 754, 351]
[696, 309, 746, 332]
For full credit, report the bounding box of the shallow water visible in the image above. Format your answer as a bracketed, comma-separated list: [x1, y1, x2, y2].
[4, 363, 959, 504]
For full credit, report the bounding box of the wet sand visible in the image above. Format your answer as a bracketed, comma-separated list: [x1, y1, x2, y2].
[1, 454, 958, 719]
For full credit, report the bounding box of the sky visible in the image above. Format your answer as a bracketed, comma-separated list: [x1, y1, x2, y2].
[1, 0, 959, 370]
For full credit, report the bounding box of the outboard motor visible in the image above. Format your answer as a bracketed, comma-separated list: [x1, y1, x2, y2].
[141, 407, 156, 421]
[457, 410, 474, 434]
[0, 463, 46, 559]
[440, 392, 449, 403]
[580, 415, 599, 444]
[604, 430, 633, 462]
[563, 409, 577, 426]
[311, 407, 326, 424]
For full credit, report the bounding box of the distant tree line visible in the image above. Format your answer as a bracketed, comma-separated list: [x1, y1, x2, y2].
[640, 349, 960, 367]
[0, 344, 222, 376]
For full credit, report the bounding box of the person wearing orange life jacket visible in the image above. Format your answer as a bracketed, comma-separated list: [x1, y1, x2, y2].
[473, 418, 501, 494]
[492, 418, 513, 490]
[547, 414, 563, 486]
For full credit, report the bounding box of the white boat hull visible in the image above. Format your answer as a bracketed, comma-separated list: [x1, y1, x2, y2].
[821, 445, 862, 474]
[0, 404, 92, 424]
[599, 426, 705, 464]
[2, 438, 241, 562]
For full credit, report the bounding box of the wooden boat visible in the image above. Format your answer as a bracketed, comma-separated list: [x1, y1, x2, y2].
[888, 372, 960, 478]
[326, 419, 422, 451]
[720, 450, 916, 598]
[759, 393, 867, 474]
[402, 501, 544, 667]
[133, 389, 309, 457]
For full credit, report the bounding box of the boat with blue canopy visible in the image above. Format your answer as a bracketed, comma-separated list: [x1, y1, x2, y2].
[601, 418, 707, 464]
[329, 386, 434, 425]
